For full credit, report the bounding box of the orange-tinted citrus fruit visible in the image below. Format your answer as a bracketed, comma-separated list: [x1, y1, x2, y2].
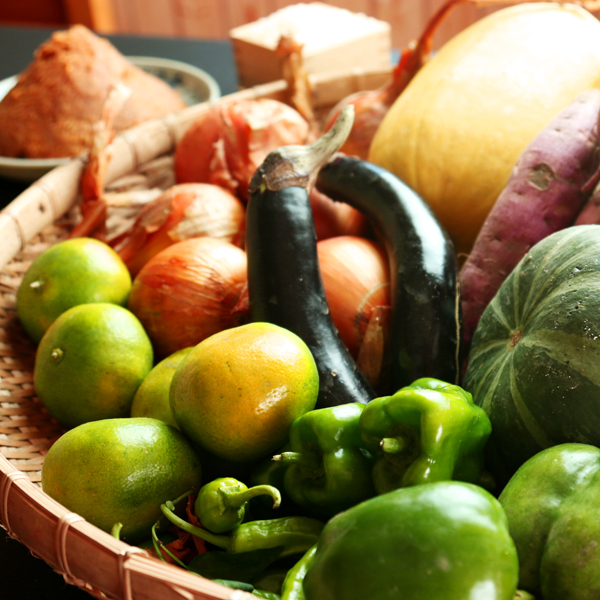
[170, 322, 319, 463]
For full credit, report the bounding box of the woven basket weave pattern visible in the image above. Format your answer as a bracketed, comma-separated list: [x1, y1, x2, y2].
[0, 67, 391, 600]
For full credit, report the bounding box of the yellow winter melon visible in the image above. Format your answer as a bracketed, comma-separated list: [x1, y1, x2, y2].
[369, 3, 600, 255]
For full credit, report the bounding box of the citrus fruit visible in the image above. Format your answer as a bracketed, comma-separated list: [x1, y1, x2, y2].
[34, 303, 153, 429]
[130, 347, 192, 428]
[17, 237, 132, 343]
[41, 417, 203, 542]
[170, 322, 319, 463]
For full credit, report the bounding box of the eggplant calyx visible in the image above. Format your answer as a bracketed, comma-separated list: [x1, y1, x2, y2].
[249, 105, 354, 195]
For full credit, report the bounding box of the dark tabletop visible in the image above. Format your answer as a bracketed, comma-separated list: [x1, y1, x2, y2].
[0, 24, 240, 210]
[0, 24, 240, 599]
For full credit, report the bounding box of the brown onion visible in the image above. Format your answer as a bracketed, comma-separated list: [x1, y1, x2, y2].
[174, 98, 310, 200]
[317, 235, 390, 358]
[128, 237, 248, 359]
[310, 188, 369, 240]
[109, 183, 245, 277]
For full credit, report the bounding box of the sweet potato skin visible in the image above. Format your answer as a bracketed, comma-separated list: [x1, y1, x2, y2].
[460, 89, 600, 349]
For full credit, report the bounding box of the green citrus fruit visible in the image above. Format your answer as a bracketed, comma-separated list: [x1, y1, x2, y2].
[41, 417, 202, 542]
[34, 303, 153, 429]
[170, 322, 319, 463]
[130, 347, 192, 428]
[17, 237, 132, 343]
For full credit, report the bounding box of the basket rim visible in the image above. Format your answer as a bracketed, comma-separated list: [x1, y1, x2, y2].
[0, 63, 392, 600]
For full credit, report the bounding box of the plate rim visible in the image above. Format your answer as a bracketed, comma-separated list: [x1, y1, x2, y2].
[0, 55, 221, 181]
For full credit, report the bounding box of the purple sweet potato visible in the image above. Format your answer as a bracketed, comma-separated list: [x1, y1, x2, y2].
[575, 181, 600, 225]
[460, 88, 600, 349]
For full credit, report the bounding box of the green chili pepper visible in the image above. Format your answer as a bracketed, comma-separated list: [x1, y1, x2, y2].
[196, 477, 281, 533]
[359, 377, 491, 494]
[188, 546, 284, 582]
[251, 565, 289, 595]
[274, 403, 375, 517]
[281, 544, 317, 600]
[214, 579, 255, 592]
[209, 579, 281, 599]
[252, 590, 281, 599]
[161, 500, 323, 558]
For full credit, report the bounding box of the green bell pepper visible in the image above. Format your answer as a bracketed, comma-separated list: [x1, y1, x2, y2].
[499, 443, 600, 600]
[195, 477, 281, 533]
[273, 402, 375, 517]
[359, 377, 491, 494]
[303, 481, 519, 600]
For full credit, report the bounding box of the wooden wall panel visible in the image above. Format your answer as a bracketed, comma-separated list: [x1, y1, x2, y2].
[105, 0, 503, 49]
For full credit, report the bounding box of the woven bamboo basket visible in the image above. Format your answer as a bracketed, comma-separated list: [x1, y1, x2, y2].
[0, 65, 391, 600]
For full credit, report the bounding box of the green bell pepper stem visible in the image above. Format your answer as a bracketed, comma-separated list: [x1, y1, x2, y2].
[281, 544, 317, 600]
[196, 477, 282, 533]
[273, 452, 322, 471]
[161, 502, 323, 558]
[381, 437, 409, 455]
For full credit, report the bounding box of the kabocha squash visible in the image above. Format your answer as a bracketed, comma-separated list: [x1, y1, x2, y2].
[463, 225, 600, 485]
[368, 3, 600, 255]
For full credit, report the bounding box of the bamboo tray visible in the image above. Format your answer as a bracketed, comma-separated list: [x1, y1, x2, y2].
[0, 65, 391, 600]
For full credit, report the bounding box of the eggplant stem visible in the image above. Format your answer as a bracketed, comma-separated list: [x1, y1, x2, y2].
[248, 105, 355, 195]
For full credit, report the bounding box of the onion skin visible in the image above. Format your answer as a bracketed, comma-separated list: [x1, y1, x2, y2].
[127, 237, 248, 359]
[310, 188, 369, 240]
[111, 183, 246, 278]
[317, 236, 390, 358]
[174, 99, 310, 200]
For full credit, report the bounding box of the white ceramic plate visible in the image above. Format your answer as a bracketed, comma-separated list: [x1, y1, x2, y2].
[0, 56, 221, 182]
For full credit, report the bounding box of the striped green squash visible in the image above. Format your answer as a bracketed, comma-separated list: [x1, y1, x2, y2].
[463, 225, 600, 484]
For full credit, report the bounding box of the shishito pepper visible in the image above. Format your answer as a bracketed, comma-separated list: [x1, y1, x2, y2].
[302, 481, 519, 600]
[273, 402, 375, 517]
[499, 443, 600, 600]
[195, 477, 281, 533]
[161, 499, 323, 559]
[359, 377, 491, 494]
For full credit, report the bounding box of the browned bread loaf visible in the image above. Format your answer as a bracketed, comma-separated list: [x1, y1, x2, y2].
[0, 25, 187, 158]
